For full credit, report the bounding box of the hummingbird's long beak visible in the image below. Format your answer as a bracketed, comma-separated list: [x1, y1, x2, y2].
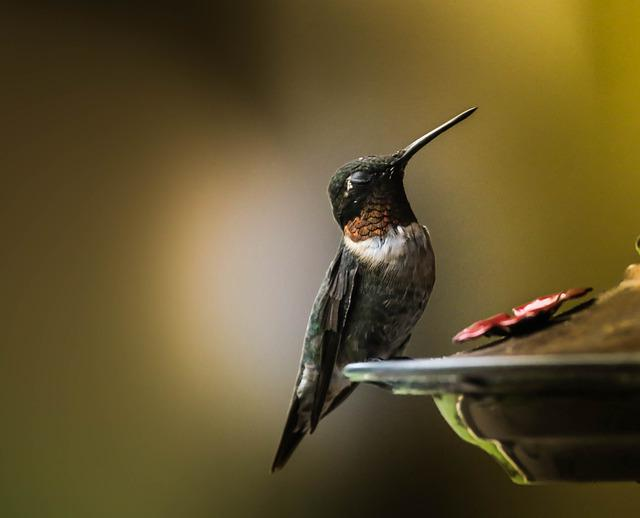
[397, 107, 477, 164]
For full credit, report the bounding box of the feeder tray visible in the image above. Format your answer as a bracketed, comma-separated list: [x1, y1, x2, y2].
[344, 264, 640, 484]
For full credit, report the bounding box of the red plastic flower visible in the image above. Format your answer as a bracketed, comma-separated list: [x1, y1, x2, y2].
[453, 287, 592, 343]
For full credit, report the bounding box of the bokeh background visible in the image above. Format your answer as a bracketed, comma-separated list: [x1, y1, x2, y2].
[3, 1, 640, 517]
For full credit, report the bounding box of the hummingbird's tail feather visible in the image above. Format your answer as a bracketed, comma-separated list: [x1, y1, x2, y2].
[321, 383, 358, 419]
[271, 395, 306, 473]
[271, 383, 359, 472]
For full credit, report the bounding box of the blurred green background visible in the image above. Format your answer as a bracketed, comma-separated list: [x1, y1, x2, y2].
[3, 1, 640, 517]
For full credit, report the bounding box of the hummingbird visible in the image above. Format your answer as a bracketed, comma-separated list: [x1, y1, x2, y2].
[271, 107, 476, 472]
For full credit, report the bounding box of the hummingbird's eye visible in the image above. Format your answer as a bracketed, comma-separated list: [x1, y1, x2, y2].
[349, 171, 371, 185]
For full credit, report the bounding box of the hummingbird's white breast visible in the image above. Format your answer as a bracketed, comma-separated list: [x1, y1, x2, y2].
[343, 222, 432, 270]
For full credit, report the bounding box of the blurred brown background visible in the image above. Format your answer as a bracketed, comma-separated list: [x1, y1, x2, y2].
[2, 1, 640, 517]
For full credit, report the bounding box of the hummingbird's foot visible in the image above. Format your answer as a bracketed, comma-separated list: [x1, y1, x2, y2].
[367, 355, 413, 362]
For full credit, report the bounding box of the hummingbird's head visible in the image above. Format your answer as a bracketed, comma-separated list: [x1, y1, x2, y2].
[328, 154, 406, 230]
[328, 107, 476, 237]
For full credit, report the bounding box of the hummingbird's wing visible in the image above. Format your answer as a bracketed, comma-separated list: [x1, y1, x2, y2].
[271, 244, 358, 472]
[310, 246, 358, 432]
